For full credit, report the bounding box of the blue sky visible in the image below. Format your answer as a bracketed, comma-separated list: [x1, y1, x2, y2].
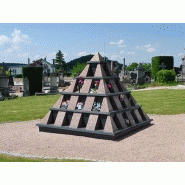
[0, 23, 185, 67]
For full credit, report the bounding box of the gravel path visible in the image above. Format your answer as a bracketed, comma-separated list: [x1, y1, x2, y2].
[132, 85, 185, 91]
[1, 114, 185, 162]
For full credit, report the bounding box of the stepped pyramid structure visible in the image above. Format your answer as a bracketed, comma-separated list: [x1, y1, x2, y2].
[37, 52, 153, 140]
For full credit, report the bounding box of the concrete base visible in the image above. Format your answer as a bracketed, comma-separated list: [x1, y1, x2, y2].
[37, 119, 152, 140]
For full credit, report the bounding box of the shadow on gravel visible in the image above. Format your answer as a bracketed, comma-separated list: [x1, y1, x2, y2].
[114, 123, 155, 142]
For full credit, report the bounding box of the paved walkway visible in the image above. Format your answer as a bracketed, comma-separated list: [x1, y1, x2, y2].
[1, 114, 185, 162]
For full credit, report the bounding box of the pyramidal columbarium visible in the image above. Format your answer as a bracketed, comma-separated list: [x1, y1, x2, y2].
[37, 52, 153, 140]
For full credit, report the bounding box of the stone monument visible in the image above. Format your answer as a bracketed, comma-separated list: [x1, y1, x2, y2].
[0, 64, 9, 97]
[23, 77, 29, 96]
[136, 63, 145, 84]
[50, 59, 58, 93]
[37, 52, 153, 140]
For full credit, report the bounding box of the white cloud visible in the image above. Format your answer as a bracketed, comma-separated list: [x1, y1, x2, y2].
[118, 45, 126, 47]
[120, 50, 124, 54]
[0, 35, 11, 45]
[34, 55, 40, 60]
[178, 53, 184, 57]
[144, 44, 151, 48]
[126, 51, 135, 55]
[2, 29, 30, 54]
[77, 51, 88, 57]
[11, 29, 29, 44]
[109, 39, 125, 47]
[110, 55, 122, 60]
[17, 52, 30, 57]
[147, 48, 156, 52]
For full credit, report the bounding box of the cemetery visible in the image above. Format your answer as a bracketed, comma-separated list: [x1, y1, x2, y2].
[1, 52, 185, 161]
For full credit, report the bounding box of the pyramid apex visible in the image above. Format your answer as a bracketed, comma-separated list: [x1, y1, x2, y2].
[90, 52, 104, 62]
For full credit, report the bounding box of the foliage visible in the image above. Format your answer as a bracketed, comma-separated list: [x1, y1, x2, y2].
[0, 153, 89, 162]
[126, 62, 138, 71]
[152, 56, 174, 79]
[0, 67, 3, 73]
[142, 63, 151, 72]
[132, 89, 185, 115]
[22, 67, 43, 96]
[30, 59, 43, 67]
[55, 50, 66, 72]
[67, 54, 93, 71]
[15, 74, 23, 78]
[0, 94, 60, 123]
[156, 69, 176, 83]
[71, 63, 87, 77]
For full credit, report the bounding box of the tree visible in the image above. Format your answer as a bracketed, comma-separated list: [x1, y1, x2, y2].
[71, 63, 87, 77]
[55, 50, 66, 72]
[142, 63, 151, 72]
[126, 62, 138, 71]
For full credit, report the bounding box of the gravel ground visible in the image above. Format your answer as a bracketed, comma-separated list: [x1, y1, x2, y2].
[132, 85, 185, 91]
[1, 114, 185, 162]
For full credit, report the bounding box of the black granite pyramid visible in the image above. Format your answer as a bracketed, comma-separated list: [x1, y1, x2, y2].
[37, 52, 153, 140]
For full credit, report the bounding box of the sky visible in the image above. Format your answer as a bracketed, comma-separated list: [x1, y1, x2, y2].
[0, 23, 185, 67]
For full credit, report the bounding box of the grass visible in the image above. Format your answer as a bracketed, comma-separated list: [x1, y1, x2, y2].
[132, 89, 185, 115]
[0, 153, 89, 162]
[0, 94, 61, 123]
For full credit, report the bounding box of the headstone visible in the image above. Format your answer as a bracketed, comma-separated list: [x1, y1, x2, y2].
[43, 73, 49, 87]
[58, 71, 65, 87]
[50, 73, 58, 93]
[136, 63, 145, 84]
[23, 77, 29, 96]
[0, 91, 4, 101]
[0, 73, 9, 97]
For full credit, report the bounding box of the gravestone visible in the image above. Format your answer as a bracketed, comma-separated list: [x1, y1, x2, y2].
[0, 91, 4, 101]
[43, 73, 49, 87]
[37, 52, 153, 140]
[58, 71, 65, 87]
[136, 63, 145, 84]
[23, 77, 29, 96]
[0, 73, 9, 97]
[50, 73, 58, 93]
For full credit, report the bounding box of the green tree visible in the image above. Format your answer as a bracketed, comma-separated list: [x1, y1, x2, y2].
[142, 63, 152, 72]
[126, 62, 138, 71]
[55, 50, 66, 72]
[71, 63, 87, 77]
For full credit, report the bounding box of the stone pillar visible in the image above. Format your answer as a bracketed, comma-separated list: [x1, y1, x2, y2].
[111, 60, 114, 71]
[182, 56, 185, 77]
[50, 73, 58, 93]
[123, 58, 126, 76]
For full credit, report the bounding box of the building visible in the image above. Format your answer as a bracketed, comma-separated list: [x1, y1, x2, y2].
[8, 64, 28, 76]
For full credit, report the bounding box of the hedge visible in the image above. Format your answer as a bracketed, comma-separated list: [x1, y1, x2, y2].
[22, 67, 43, 95]
[156, 69, 176, 83]
[152, 56, 174, 79]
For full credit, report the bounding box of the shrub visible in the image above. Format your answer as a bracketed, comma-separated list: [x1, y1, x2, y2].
[14, 74, 23, 78]
[156, 69, 176, 83]
[152, 56, 174, 79]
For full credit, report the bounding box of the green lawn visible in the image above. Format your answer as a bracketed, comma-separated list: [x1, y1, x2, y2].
[0, 89, 185, 123]
[132, 89, 185, 115]
[0, 94, 61, 123]
[0, 153, 88, 162]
